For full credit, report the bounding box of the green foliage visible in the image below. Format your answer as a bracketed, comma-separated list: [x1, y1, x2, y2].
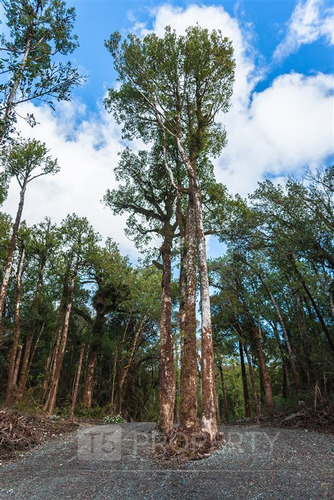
[105, 26, 235, 158]
[0, 0, 83, 140]
[210, 166, 333, 419]
[0, 138, 60, 186]
[104, 145, 179, 250]
[105, 27, 234, 148]
[103, 414, 125, 424]
[0, 11, 332, 426]
[0, 171, 9, 206]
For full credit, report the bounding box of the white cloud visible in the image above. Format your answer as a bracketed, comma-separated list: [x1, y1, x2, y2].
[219, 72, 334, 195]
[138, 4, 334, 196]
[274, 0, 334, 62]
[142, 4, 260, 111]
[1, 101, 140, 258]
[2, 3, 333, 258]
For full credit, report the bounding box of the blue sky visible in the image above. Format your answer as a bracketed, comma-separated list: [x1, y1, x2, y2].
[69, 0, 333, 108]
[2, 0, 334, 258]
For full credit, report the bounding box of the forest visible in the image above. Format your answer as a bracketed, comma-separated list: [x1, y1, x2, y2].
[0, 0, 333, 454]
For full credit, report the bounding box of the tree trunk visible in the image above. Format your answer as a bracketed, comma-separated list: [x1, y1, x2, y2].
[82, 347, 98, 409]
[110, 346, 118, 412]
[260, 276, 300, 393]
[42, 349, 52, 400]
[15, 332, 34, 402]
[176, 137, 218, 440]
[239, 340, 251, 417]
[157, 226, 175, 436]
[5, 246, 25, 406]
[27, 323, 44, 376]
[69, 343, 85, 420]
[218, 360, 229, 423]
[179, 198, 199, 432]
[298, 297, 315, 387]
[44, 267, 77, 415]
[235, 321, 260, 417]
[271, 324, 292, 398]
[313, 263, 334, 317]
[243, 341, 260, 418]
[15, 258, 46, 404]
[0, 36, 32, 143]
[118, 316, 145, 414]
[81, 292, 107, 409]
[0, 183, 27, 324]
[192, 180, 218, 439]
[251, 320, 274, 408]
[299, 272, 334, 353]
[13, 345, 22, 389]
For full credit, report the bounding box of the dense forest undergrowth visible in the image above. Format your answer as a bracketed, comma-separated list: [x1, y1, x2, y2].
[0, 0, 333, 459]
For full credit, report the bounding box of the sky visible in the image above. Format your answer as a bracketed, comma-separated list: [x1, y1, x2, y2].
[1, 0, 333, 259]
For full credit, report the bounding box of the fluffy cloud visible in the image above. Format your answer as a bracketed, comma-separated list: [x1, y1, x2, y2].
[219, 72, 333, 194]
[2, 2, 333, 259]
[274, 0, 334, 61]
[141, 3, 333, 195]
[1, 101, 139, 257]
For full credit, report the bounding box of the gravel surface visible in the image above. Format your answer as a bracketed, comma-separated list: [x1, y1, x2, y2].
[0, 423, 333, 499]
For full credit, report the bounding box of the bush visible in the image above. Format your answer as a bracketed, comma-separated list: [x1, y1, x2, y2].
[103, 414, 125, 424]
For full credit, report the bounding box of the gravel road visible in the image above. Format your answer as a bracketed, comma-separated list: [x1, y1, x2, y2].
[0, 423, 333, 499]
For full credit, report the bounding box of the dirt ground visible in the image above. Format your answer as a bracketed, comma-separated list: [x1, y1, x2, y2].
[0, 422, 333, 500]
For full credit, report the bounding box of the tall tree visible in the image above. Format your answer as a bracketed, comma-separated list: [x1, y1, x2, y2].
[105, 145, 179, 435]
[0, 0, 82, 142]
[0, 139, 59, 325]
[43, 214, 99, 415]
[105, 25, 235, 440]
[5, 228, 27, 405]
[77, 240, 133, 409]
[14, 218, 59, 403]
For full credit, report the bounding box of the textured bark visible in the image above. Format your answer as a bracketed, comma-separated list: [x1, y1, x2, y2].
[110, 345, 119, 412]
[179, 198, 199, 432]
[243, 342, 260, 418]
[42, 350, 52, 399]
[298, 298, 315, 387]
[251, 321, 274, 408]
[239, 340, 251, 418]
[218, 361, 229, 423]
[27, 323, 44, 375]
[118, 316, 145, 414]
[272, 324, 292, 398]
[282, 359, 291, 399]
[82, 347, 98, 409]
[16, 332, 35, 402]
[0, 35, 32, 143]
[13, 345, 22, 389]
[81, 290, 108, 409]
[5, 246, 25, 406]
[299, 273, 334, 353]
[15, 258, 46, 403]
[313, 264, 334, 317]
[69, 343, 85, 420]
[158, 102, 217, 438]
[194, 184, 218, 438]
[44, 267, 77, 415]
[175, 136, 218, 440]
[174, 343, 180, 424]
[0, 183, 27, 324]
[157, 227, 176, 436]
[260, 276, 300, 393]
[181, 174, 217, 436]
